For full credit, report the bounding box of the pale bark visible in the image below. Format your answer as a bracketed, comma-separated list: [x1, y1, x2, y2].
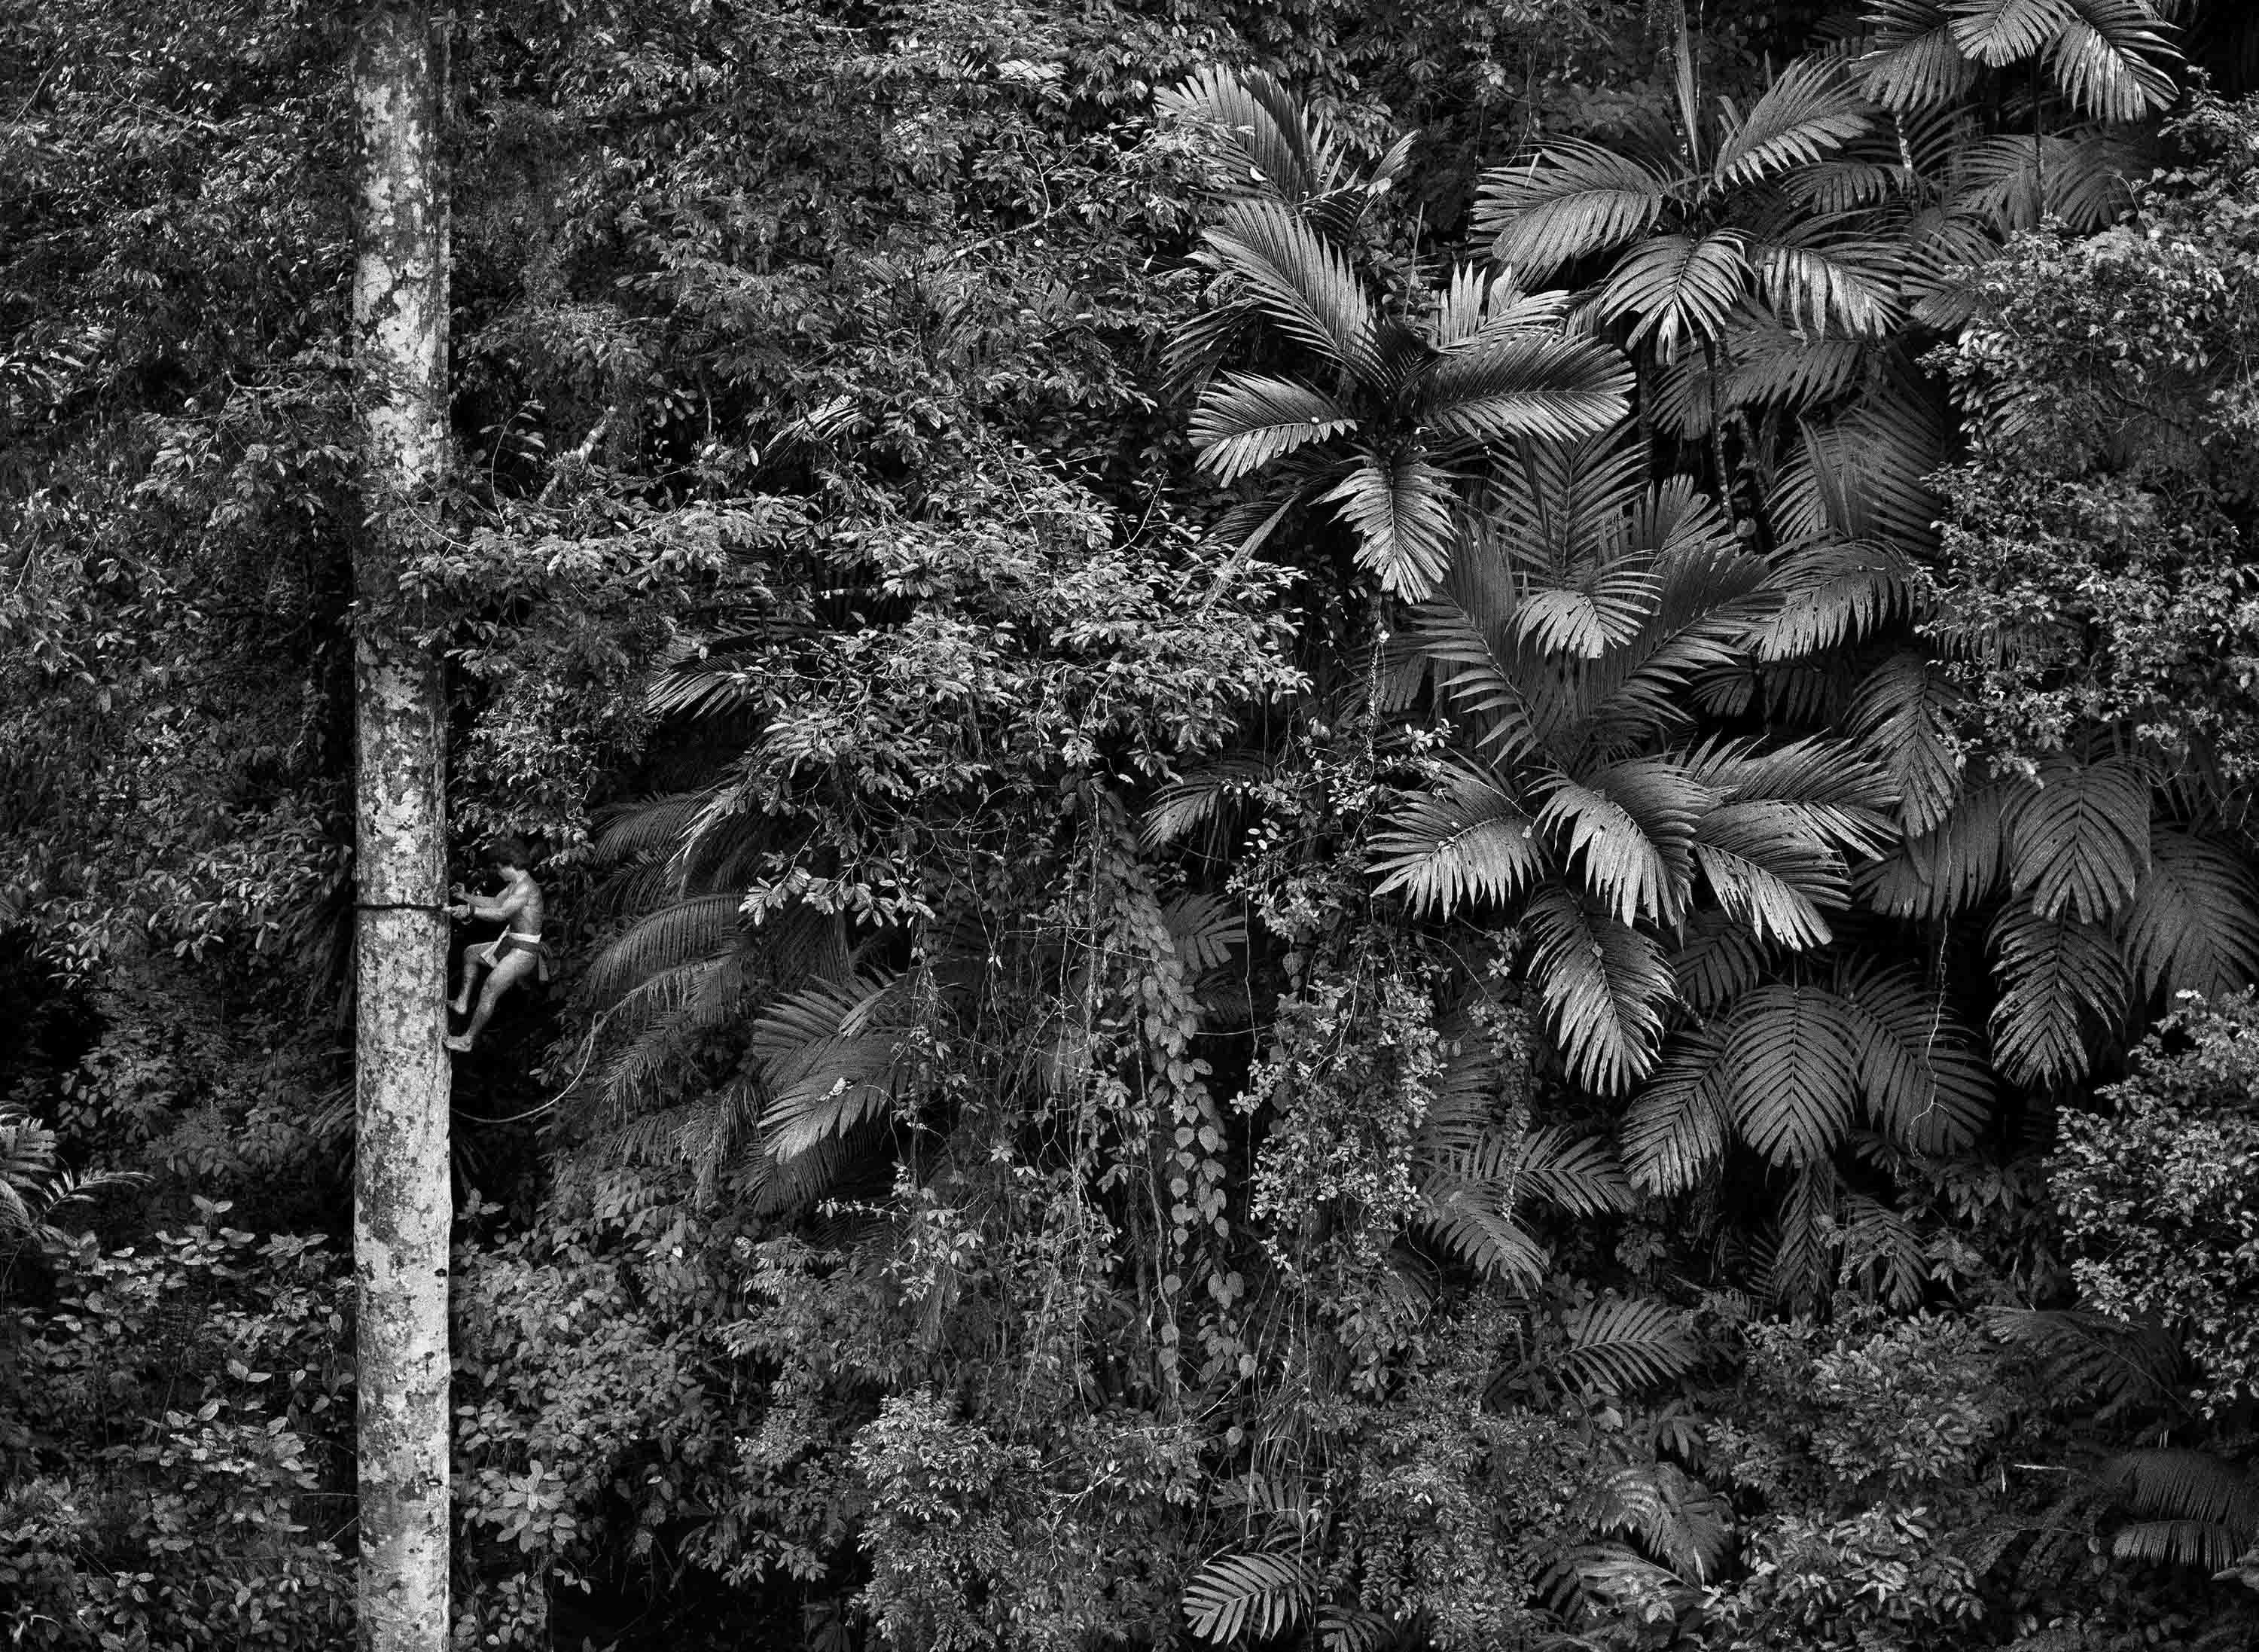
[351, 5, 452, 1650]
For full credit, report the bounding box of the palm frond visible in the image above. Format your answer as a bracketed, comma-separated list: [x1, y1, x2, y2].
[1859, 0, 1984, 109]
[1557, 1294, 1701, 1397]
[1596, 233, 1755, 358]
[1412, 571, 1545, 763]
[1987, 899, 2129, 1087]
[751, 973, 907, 1160]
[1863, 780, 2014, 918]
[1845, 653, 1964, 838]
[584, 893, 748, 1005]
[1416, 331, 1636, 447]
[1201, 197, 1379, 379]
[1712, 56, 1877, 187]
[1525, 882, 1676, 1095]
[1834, 960, 1993, 1151]
[1183, 1551, 1320, 1645]
[1189, 373, 1358, 483]
[1623, 1026, 1732, 1193]
[2049, 0, 2180, 121]
[2103, 1449, 2259, 1571]
[1420, 1177, 1549, 1288]
[1322, 445, 1459, 599]
[1751, 231, 1904, 338]
[1160, 66, 1351, 210]
[1142, 754, 1274, 852]
[2120, 828, 2259, 998]
[2003, 757, 2151, 924]
[1950, 0, 2084, 65]
[1668, 913, 1772, 1014]
[1538, 760, 1710, 927]
[1371, 760, 1545, 918]
[1474, 142, 1678, 280]
[1724, 983, 1864, 1166]
[1514, 1125, 1638, 1216]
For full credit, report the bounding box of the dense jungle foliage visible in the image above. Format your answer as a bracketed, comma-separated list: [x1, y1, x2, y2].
[11, 0, 2259, 1646]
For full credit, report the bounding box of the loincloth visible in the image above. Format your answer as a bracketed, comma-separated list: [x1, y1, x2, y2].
[479, 931, 554, 982]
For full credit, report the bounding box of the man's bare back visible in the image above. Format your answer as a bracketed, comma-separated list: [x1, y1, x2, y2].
[444, 837, 547, 1053]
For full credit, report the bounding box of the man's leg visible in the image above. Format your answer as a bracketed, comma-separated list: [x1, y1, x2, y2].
[447, 949, 535, 1052]
[450, 941, 495, 1017]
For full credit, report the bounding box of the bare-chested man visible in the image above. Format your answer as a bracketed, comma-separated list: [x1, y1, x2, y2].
[444, 837, 548, 1053]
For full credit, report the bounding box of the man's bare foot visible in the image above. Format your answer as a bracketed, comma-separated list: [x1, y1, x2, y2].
[447, 998, 469, 1017]
[444, 1033, 474, 1053]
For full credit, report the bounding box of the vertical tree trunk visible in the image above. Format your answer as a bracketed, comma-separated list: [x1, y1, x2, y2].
[351, 5, 451, 1649]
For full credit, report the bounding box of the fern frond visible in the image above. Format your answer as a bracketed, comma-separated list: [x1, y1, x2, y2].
[1163, 893, 1249, 976]
[1985, 1306, 2181, 1416]
[1578, 1461, 1735, 1580]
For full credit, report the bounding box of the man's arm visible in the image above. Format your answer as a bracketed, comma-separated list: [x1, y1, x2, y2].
[451, 885, 531, 924]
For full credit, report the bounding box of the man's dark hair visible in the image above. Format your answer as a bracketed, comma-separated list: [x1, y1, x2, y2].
[486, 835, 533, 870]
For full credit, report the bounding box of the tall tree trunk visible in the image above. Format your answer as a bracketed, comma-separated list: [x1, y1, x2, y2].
[351, 5, 451, 1649]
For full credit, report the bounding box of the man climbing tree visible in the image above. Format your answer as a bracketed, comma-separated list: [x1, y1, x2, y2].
[350, 1, 452, 1648]
[446, 837, 550, 1052]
